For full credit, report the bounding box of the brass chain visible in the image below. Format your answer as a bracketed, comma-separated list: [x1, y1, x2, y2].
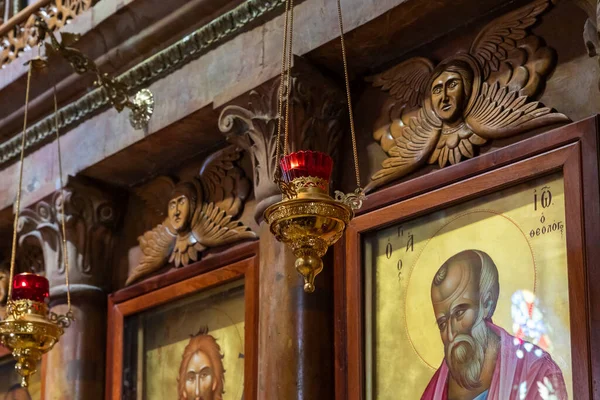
[53, 85, 71, 313]
[7, 64, 33, 301]
[282, 0, 295, 156]
[337, 0, 362, 191]
[274, 0, 292, 182]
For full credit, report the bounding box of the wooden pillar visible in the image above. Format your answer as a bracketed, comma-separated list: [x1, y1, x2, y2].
[17, 178, 119, 400]
[219, 57, 344, 399]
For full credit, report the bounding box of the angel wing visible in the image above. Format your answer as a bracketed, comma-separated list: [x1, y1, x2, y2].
[199, 146, 250, 217]
[366, 107, 442, 192]
[470, 0, 550, 80]
[465, 81, 569, 140]
[191, 202, 257, 248]
[370, 57, 435, 109]
[125, 222, 176, 285]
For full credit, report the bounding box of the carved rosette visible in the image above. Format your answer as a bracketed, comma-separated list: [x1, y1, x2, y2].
[218, 57, 347, 221]
[16, 179, 118, 290]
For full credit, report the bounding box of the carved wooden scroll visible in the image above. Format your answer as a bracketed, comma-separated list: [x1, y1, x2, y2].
[126, 146, 257, 285]
[366, 0, 569, 192]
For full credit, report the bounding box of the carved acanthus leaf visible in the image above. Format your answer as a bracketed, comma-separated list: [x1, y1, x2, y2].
[367, 0, 569, 192]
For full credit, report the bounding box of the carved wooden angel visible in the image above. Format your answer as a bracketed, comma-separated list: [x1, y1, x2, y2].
[366, 0, 569, 192]
[126, 146, 257, 285]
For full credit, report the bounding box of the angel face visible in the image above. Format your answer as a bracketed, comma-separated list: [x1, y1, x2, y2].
[430, 71, 466, 124]
[169, 195, 192, 233]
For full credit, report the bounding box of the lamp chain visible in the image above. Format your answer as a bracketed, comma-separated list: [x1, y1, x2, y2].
[274, 0, 295, 183]
[54, 85, 71, 313]
[7, 64, 33, 302]
[282, 0, 294, 156]
[274, 0, 292, 182]
[336, 0, 362, 191]
[6, 53, 72, 314]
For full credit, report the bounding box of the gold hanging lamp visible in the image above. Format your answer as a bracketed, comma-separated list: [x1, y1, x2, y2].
[0, 47, 74, 388]
[264, 0, 365, 293]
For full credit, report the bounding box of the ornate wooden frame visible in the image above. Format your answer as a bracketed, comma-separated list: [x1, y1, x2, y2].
[106, 241, 259, 400]
[335, 116, 600, 400]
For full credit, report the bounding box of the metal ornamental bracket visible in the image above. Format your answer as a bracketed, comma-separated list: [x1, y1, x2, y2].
[34, 14, 154, 129]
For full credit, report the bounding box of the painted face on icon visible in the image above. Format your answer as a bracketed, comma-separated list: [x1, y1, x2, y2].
[168, 195, 191, 232]
[431, 260, 481, 353]
[430, 71, 466, 124]
[184, 351, 216, 400]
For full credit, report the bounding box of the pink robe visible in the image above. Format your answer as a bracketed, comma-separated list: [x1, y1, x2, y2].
[421, 322, 568, 399]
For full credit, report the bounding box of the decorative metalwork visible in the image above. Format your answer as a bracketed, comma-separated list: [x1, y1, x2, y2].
[34, 16, 154, 129]
[334, 188, 366, 211]
[262, 0, 364, 293]
[0, 0, 94, 68]
[0, 0, 287, 167]
[0, 299, 66, 387]
[264, 197, 353, 292]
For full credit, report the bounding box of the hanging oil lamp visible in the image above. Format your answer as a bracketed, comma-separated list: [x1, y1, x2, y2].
[0, 46, 74, 387]
[264, 0, 365, 292]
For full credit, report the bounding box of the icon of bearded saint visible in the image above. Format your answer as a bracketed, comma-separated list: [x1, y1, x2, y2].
[125, 146, 257, 285]
[365, 0, 570, 192]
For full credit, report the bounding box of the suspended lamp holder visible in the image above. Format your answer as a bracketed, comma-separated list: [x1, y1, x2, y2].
[0, 53, 74, 387]
[265, 151, 364, 292]
[34, 15, 154, 129]
[0, 274, 73, 387]
[265, 0, 365, 292]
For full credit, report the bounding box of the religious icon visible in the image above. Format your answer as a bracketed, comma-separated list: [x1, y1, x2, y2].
[366, 0, 569, 192]
[178, 328, 225, 400]
[422, 250, 566, 399]
[126, 146, 257, 285]
[128, 279, 245, 400]
[363, 173, 572, 399]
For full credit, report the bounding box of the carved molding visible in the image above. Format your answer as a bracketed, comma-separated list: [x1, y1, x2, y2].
[0, 0, 94, 68]
[0, 0, 287, 168]
[16, 179, 119, 290]
[366, 0, 569, 192]
[126, 146, 257, 285]
[218, 57, 346, 221]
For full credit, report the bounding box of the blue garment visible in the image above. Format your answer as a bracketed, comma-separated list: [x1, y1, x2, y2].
[473, 390, 489, 400]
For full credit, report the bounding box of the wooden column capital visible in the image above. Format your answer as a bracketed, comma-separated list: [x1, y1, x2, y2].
[16, 177, 121, 293]
[218, 56, 347, 222]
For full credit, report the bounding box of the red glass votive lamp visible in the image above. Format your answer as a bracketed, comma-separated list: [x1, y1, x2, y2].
[12, 273, 49, 303]
[280, 150, 333, 183]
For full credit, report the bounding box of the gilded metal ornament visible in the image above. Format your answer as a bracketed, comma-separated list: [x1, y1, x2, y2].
[34, 15, 155, 129]
[0, 299, 71, 387]
[264, 195, 353, 293]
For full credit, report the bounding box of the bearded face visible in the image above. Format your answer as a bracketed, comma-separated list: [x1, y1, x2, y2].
[183, 351, 216, 400]
[431, 258, 491, 390]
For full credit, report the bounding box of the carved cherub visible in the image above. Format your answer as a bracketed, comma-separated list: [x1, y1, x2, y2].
[126, 146, 257, 285]
[366, 0, 569, 192]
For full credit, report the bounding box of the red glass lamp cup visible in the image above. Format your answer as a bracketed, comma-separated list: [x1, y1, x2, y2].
[280, 150, 333, 183]
[12, 273, 49, 303]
